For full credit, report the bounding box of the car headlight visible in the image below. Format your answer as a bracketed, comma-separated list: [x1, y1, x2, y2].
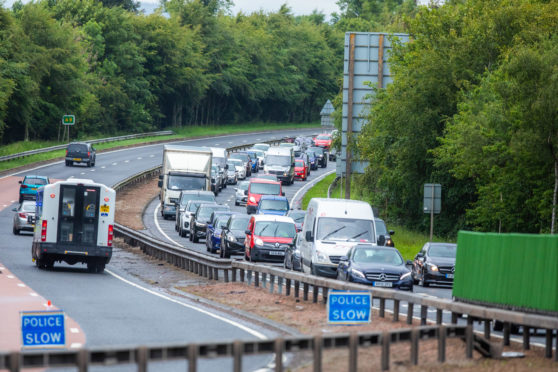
[249, 196, 256, 203]
[284, 172, 288, 176]
[255, 238, 264, 247]
[427, 263, 438, 272]
[314, 250, 329, 264]
[400, 272, 411, 280]
[350, 268, 365, 279]
[228, 235, 236, 242]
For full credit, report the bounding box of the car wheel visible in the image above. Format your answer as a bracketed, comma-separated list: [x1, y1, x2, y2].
[13, 226, 19, 235]
[311, 263, 318, 276]
[235, 201, 239, 206]
[193, 233, 199, 243]
[19, 195, 23, 204]
[87, 161, 91, 167]
[189, 230, 194, 242]
[420, 270, 430, 287]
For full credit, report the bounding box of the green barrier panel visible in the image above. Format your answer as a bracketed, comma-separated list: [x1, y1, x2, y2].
[453, 231, 558, 314]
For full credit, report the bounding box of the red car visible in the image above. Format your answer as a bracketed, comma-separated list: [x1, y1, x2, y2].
[246, 178, 284, 214]
[294, 159, 308, 181]
[313, 134, 332, 150]
[244, 215, 297, 262]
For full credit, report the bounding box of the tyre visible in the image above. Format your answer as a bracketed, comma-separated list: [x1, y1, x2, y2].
[65, 160, 70, 166]
[235, 201, 239, 206]
[193, 230, 199, 243]
[180, 227, 187, 238]
[13, 226, 19, 235]
[87, 161, 91, 167]
[19, 194, 23, 203]
[311, 263, 318, 276]
[420, 270, 430, 287]
[189, 229, 194, 242]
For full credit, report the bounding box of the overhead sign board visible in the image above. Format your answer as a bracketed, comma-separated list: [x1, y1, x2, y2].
[327, 291, 371, 324]
[62, 115, 75, 126]
[21, 311, 66, 349]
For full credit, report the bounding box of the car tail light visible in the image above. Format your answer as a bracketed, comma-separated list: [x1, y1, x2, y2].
[18, 213, 27, 219]
[41, 220, 47, 241]
[108, 224, 114, 247]
[65, 149, 68, 156]
[87, 151, 91, 157]
[21, 184, 27, 189]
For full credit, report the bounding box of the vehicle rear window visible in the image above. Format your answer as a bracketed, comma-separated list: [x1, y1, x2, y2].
[250, 182, 280, 195]
[295, 160, 304, 166]
[199, 205, 229, 220]
[68, 144, 87, 152]
[24, 177, 48, 185]
[260, 199, 288, 211]
[317, 135, 330, 140]
[22, 203, 35, 212]
[230, 217, 250, 230]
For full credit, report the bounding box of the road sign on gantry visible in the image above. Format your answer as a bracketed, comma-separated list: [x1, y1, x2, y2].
[327, 291, 371, 324]
[62, 115, 75, 126]
[21, 310, 66, 349]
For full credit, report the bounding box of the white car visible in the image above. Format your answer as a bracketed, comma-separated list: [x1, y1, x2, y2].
[235, 181, 250, 206]
[249, 148, 266, 169]
[12, 200, 36, 235]
[228, 159, 246, 180]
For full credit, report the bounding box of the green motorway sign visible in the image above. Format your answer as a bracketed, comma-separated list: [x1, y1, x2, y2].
[62, 115, 75, 126]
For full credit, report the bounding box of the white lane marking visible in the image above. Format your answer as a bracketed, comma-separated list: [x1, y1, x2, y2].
[149, 155, 155, 157]
[30, 293, 38, 297]
[11, 200, 17, 203]
[137, 157, 142, 160]
[153, 204, 183, 248]
[112, 163, 117, 166]
[106, 269, 267, 340]
[70, 328, 80, 334]
[124, 160, 130, 163]
[214, 143, 220, 146]
[7, 275, 14, 279]
[291, 170, 335, 206]
[80, 172, 86, 175]
[228, 142, 233, 144]
[70, 343, 82, 349]
[101, 166, 106, 169]
[17, 283, 25, 287]
[90, 169, 95, 172]
[0, 266, 5, 270]
[2, 205, 6, 208]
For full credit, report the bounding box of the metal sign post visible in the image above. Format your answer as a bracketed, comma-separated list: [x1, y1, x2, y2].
[423, 183, 442, 241]
[62, 115, 75, 143]
[327, 291, 371, 324]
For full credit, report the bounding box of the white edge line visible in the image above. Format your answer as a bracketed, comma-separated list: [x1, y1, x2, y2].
[153, 204, 184, 248]
[291, 169, 336, 205]
[106, 269, 267, 340]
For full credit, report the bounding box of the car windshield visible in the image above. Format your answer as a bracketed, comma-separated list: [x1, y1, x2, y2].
[288, 212, 305, 223]
[168, 175, 205, 190]
[250, 182, 280, 195]
[310, 147, 324, 155]
[198, 205, 228, 220]
[254, 221, 296, 238]
[266, 155, 291, 166]
[215, 216, 230, 228]
[24, 177, 48, 185]
[295, 160, 304, 167]
[238, 181, 249, 191]
[187, 202, 204, 212]
[316, 135, 330, 140]
[316, 217, 375, 242]
[375, 220, 388, 235]
[68, 144, 87, 152]
[228, 159, 242, 166]
[353, 248, 403, 265]
[213, 157, 226, 167]
[230, 217, 250, 230]
[429, 244, 457, 258]
[260, 199, 288, 211]
[180, 193, 214, 206]
[21, 202, 35, 212]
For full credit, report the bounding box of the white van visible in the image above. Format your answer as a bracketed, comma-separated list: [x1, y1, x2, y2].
[299, 198, 378, 278]
[264, 147, 295, 185]
[31, 178, 116, 273]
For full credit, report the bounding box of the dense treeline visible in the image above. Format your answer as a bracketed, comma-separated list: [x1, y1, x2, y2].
[0, 0, 356, 144]
[356, 0, 558, 235]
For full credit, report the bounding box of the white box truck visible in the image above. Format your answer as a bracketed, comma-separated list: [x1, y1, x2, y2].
[264, 147, 295, 185]
[159, 145, 212, 219]
[299, 198, 378, 278]
[31, 178, 116, 273]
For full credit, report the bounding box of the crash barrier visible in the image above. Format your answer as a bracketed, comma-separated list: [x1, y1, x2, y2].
[0, 130, 173, 163]
[454, 231, 558, 316]
[327, 175, 341, 198]
[0, 325, 471, 372]
[110, 135, 557, 361]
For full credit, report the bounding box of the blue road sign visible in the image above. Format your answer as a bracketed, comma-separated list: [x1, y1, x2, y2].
[327, 291, 371, 324]
[21, 311, 66, 349]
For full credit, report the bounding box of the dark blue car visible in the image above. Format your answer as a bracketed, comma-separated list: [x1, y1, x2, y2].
[337, 245, 413, 291]
[256, 195, 289, 216]
[206, 213, 232, 253]
[19, 175, 49, 203]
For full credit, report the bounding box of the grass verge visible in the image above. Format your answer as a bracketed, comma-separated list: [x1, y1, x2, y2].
[306, 175, 454, 260]
[0, 122, 319, 173]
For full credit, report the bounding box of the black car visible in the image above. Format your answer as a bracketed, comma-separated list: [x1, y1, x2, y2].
[189, 203, 230, 243]
[65, 142, 96, 167]
[174, 190, 215, 232]
[284, 233, 303, 271]
[206, 211, 233, 253]
[375, 218, 395, 247]
[411, 242, 457, 287]
[337, 245, 413, 291]
[287, 209, 306, 232]
[308, 147, 327, 168]
[220, 214, 251, 258]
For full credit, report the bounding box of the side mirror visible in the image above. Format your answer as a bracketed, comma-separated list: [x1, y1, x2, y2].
[281, 192, 285, 196]
[159, 175, 163, 180]
[244, 190, 248, 195]
[245, 229, 251, 235]
[207, 222, 212, 226]
[377, 235, 386, 246]
[416, 252, 424, 258]
[225, 164, 229, 170]
[18, 180, 22, 184]
[389, 230, 395, 236]
[158, 180, 163, 188]
[305, 230, 314, 242]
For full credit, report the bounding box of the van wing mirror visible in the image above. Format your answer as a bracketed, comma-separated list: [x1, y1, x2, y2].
[305, 230, 314, 242]
[157, 180, 163, 188]
[158, 175, 163, 180]
[377, 235, 386, 246]
[389, 230, 395, 235]
[281, 191, 285, 196]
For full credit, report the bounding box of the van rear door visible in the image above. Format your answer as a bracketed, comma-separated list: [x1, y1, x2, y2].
[58, 185, 100, 246]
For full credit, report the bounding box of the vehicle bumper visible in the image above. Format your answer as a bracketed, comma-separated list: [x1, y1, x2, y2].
[194, 225, 207, 238]
[226, 240, 245, 254]
[294, 171, 305, 179]
[34, 242, 112, 264]
[251, 247, 285, 262]
[424, 271, 454, 285]
[227, 176, 237, 184]
[278, 175, 291, 183]
[15, 219, 34, 231]
[350, 276, 413, 291]
[246, 204, 257, 214]
[210, 236, 221, 251]
[312, 263, 338, 278]
[163, 204, 176, 218]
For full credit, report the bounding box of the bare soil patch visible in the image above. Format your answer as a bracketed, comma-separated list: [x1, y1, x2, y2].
[115, 177, 159, 230]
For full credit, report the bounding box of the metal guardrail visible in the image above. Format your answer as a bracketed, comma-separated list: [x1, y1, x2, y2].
[0, 325, 471, 372]
[0, 130, 174, 162]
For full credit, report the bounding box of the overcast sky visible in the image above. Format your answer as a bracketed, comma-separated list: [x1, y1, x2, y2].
[230, 0, 340, 16]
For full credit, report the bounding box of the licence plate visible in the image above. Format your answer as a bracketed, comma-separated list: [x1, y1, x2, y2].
[31, 188, 36, 190]
[73, 158, 81, 161]
[269, 251, 285, 256]
[446, 274, 454, 279]
[373, 282, 393, 288]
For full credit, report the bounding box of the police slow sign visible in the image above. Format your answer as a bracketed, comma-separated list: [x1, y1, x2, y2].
[21, 311, 66, 348]
[327, 291, 371, 324]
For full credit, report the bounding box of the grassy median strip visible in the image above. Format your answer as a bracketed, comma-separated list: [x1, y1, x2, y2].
[0, 122, 319, 172]
[301, 173, 337, 210]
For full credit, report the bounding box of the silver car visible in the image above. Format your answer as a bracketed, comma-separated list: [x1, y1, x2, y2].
[234, 181, 250, 206]
[12, 200, 36, 235]
[228, 159, 246, 180]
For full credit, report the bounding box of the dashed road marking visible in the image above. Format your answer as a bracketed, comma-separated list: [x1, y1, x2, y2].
[70, 328, 80, 334]
[7, 275, 14, 279]
[124, 160, 130, 163]
[101, 166, 106, 169]
[29, 293, 38, 297]
[70, 343, 82, 349]
[17, 283, 25, 287]
[89, 169, 95, 172]
[80, 172, 86, 175]
[137, 157, 142, 160]
[112, 162, 117, 166]
[149, 155, 155, 157]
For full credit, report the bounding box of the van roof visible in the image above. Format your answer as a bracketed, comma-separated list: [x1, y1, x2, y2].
[164, 144, 212, 153]
[308, 198, 374, 217]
